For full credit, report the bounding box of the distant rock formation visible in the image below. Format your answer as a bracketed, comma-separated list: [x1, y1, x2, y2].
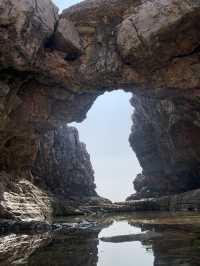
[33, 125, 97, 200]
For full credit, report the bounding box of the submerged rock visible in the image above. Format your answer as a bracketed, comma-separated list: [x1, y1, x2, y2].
[100, 231, 162, 243]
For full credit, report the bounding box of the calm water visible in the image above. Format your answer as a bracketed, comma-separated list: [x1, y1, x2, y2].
[98, 221, 154, 266]
[1, 212, 200, 266]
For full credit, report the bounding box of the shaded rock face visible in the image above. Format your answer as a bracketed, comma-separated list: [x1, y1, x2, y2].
[33, 125, 97, 200]
[0, 0, 199, 221]
[125, 189, 200, 212]
[129, 94, 200, 199]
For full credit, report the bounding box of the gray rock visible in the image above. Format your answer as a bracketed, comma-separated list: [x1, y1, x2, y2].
[100, 231, 162, 243]
[33, 125, 97, 200]
[53, 18, 82, 54]
[117, 0, 200, 68]
[0, 0, 59, 69]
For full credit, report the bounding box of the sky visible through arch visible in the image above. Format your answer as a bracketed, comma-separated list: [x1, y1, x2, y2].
[52, 0, 142, 201]
[53, 0, 83, 10]
[71, 91, 141, 202]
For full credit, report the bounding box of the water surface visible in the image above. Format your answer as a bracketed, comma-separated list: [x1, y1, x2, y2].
[98, 220, 154, 266]
[1, 212, 200, 266]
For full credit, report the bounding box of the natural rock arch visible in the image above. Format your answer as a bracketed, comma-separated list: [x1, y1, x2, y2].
[0, 0, 200, 221]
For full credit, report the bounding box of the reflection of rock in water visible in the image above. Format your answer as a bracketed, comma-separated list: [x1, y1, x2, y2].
[152, 228, 200, 266]
[0, 218, 112, 266]
[0, 233, 51, 265]
[136, 223, 200, 266]
[28, 231, 99, 266]
[1, 216, 200, 266]
[0, 231, 99, 266]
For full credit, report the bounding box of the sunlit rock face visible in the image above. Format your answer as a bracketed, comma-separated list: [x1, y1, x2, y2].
[33, 125, 97, 200]
[0, 0, 200, 221]
[0, 172, 53, 222]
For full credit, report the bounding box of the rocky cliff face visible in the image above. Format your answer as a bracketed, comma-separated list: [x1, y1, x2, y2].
[128, 93, 200, 200]
[0, 125, 97, 221]
[0, 0, 200, 221]
[33, 125, 97, 200]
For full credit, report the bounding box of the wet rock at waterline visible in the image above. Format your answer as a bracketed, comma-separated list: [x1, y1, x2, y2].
[0, 0, 200, 223]
[100, 231, 162, 243]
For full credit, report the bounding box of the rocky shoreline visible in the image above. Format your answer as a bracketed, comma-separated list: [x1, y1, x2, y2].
[1, 187, 200, 234]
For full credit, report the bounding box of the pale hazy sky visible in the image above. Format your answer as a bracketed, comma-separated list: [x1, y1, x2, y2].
[52, 0, 141, 201]
[53, 0, 83, 10]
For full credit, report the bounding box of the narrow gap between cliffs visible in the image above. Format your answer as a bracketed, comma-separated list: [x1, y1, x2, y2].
[70, 90, 142, 202]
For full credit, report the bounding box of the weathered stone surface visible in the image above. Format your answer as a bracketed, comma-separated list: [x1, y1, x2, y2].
[0, 171, 53, 222]
[117, 0, 200, 69]
[126, 189, 200, 212]
[33, 125, 97, 200]
[0, 0, 58, 69]
[53, 18, 82, 54]
[129, 93, 200, 199]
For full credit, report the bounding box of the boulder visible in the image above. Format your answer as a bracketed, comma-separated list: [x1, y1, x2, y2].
[53, 18, 82, 55]
[117, 0, 200, 68]
[0, 0, 58, 69]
